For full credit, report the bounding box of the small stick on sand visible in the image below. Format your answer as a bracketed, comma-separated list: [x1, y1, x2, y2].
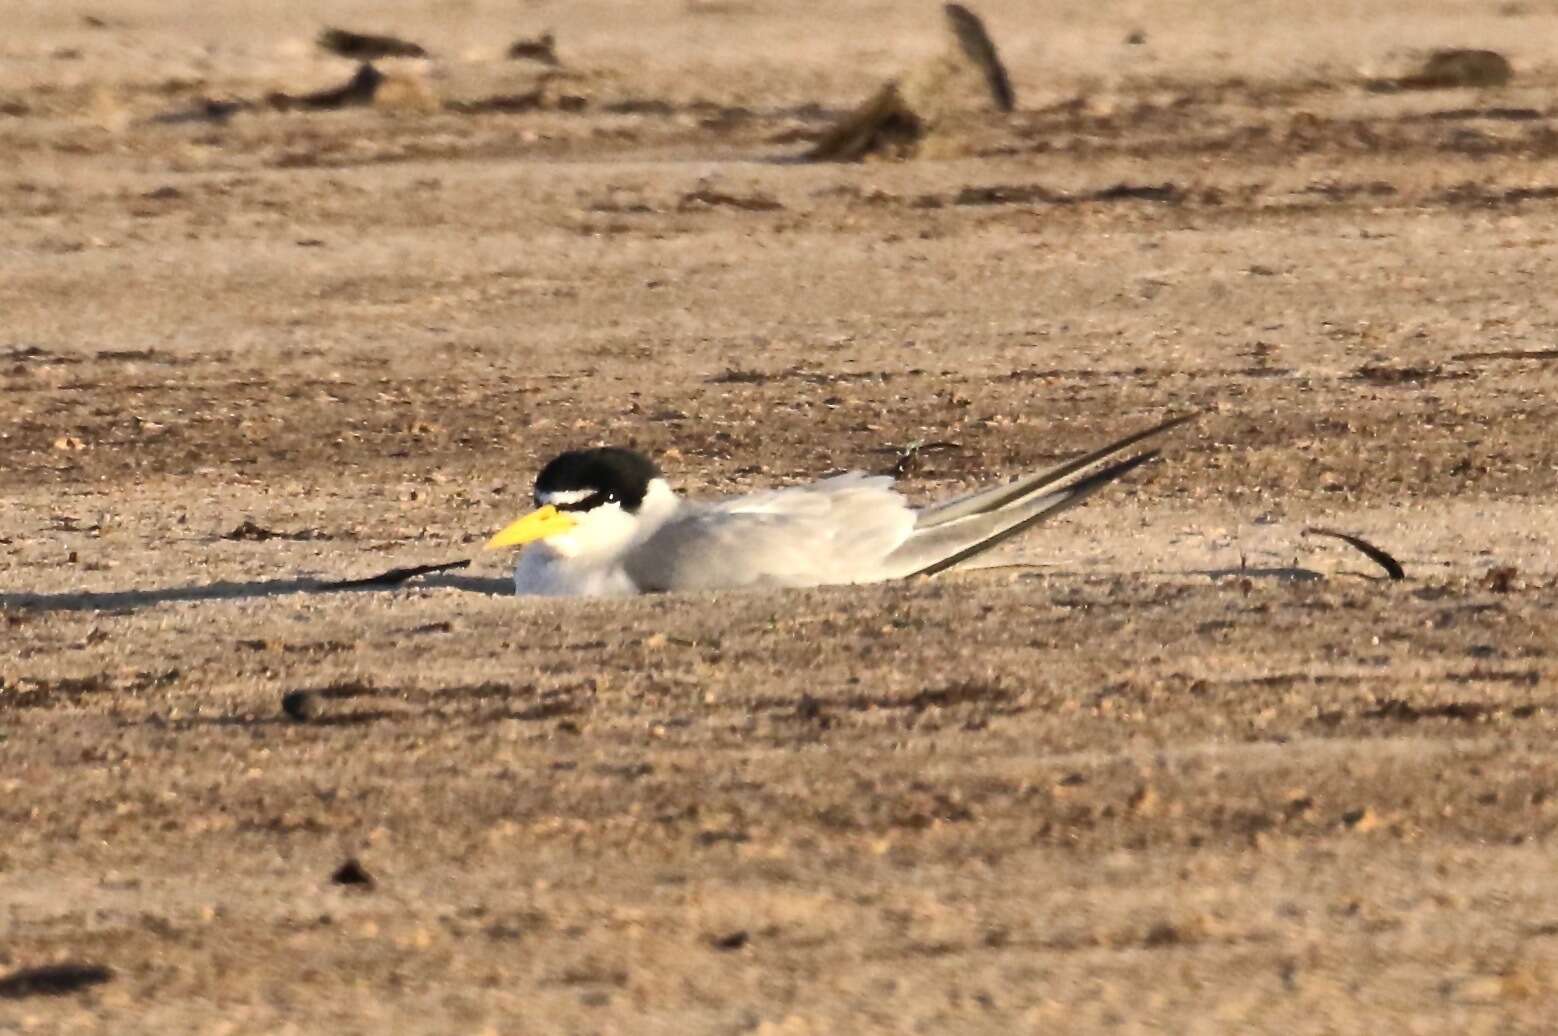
[1302, 528, 1405, 580]
[1451, 349, 1558, 363]
[317, 559, 471, 590]
[943, 4, 1014, 112]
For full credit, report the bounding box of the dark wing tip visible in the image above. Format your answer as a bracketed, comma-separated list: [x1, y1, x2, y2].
[913, 449, 1162, 578]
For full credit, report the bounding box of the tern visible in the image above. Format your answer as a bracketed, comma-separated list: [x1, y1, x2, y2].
[485, 413, 1194, 597]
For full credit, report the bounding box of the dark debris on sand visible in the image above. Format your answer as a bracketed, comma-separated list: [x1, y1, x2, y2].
[0, 963, 114, 999]
[331, 858, 377, 889]
[318, 27, 428, 61]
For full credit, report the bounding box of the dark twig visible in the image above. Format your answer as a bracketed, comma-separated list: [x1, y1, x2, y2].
[316, 559, 471, 590]
[1451, 349, 1558, 363]
[1302, 528, 1405, 580]
[944, 4, 1015, 112]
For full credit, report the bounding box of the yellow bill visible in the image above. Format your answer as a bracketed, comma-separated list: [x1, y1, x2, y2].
[484, 505, 576, 550]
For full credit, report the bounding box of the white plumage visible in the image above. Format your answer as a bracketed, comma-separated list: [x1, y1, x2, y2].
[488, 414, 1193, 597]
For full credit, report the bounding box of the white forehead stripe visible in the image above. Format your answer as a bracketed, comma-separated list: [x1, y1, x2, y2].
[539, 489, 596, 506]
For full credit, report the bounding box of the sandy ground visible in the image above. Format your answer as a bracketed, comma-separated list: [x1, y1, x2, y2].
[3, 2, 1558, 1032]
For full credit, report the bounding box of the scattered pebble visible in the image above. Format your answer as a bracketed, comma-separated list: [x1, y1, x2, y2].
[508, 31, 559, 66]
[1481, 566, 1521, 593]
[710, 930, 750, 951]
[1341, 807, 1379, 832]
[331, 858, 376, 889]
[223, 520, 326, 543]
[1366, 49, 1513, 92]
[281, 690, 321, 723]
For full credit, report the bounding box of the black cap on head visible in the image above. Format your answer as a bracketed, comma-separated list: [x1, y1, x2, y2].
[535, 447, 660, 513]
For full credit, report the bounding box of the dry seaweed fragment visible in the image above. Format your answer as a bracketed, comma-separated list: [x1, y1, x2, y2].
[1302, 527, 1405, 580]
[318, 27, 427, 60]
[805, 82, 926, 161]
[803, 3, 1013, 162]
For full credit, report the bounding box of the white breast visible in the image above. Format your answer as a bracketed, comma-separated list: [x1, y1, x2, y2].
[513, 545, 642, 597]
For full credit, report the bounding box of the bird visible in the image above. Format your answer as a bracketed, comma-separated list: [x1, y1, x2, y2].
[484, 413, 1195, 597]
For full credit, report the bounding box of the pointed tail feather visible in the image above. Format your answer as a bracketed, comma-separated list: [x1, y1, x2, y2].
[914, 412, 1196, 529]
[894, 450, 1160, 578]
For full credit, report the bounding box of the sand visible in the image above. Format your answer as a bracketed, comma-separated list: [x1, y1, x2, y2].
[2, 1, 1557, 1032]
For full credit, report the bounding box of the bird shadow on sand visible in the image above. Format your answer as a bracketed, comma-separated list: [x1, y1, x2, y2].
[3, 565, 1332, 616]
[0, 573, 513, 614]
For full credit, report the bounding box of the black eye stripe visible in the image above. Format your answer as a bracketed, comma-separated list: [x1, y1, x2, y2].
[552, 490, 616, 513]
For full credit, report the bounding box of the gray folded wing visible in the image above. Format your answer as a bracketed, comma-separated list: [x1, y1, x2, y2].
[624, 414, 1193, 590]
[625, 473, 918, 591]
